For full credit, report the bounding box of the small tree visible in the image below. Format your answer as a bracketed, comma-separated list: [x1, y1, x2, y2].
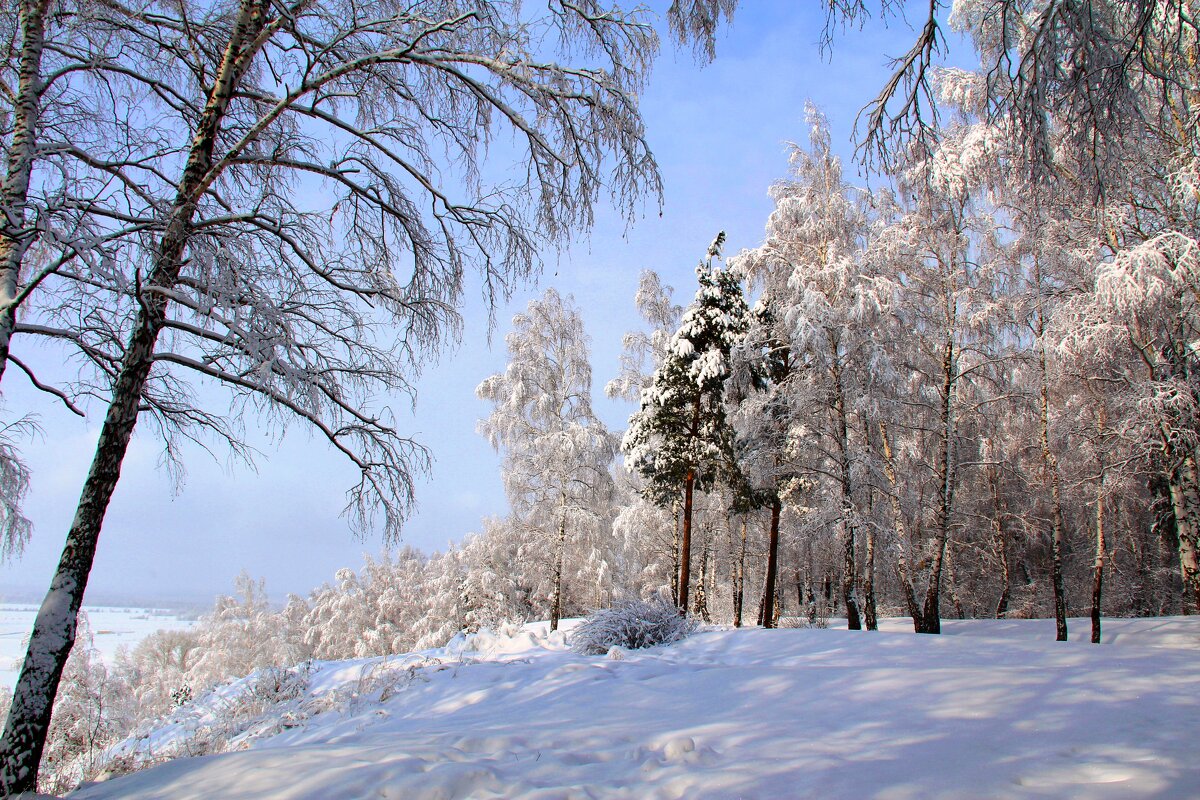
[477, 288, 615, 632]
[624, 233, 751, 612]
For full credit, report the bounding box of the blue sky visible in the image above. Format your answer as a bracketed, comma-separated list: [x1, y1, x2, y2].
[1, 2, 953, 605]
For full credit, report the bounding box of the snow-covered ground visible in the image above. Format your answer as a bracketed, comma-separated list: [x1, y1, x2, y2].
[72, 617, 1200, 799]
[1, 605, 196, 690]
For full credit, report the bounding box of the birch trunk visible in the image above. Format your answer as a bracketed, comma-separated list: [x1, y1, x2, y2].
[733, 517, 747, 627]
[877, 419, 922, 630]
[1038, 339, 1069, 641]
[693, 534, 710, 623]
[0, 2, 269, 788]
[919, 327, 956, 635]
[1168, 453, 1200, 613]
[0, 0, 50, 384]
[832, 361, 861, 631]
[550, 503, 567, 633]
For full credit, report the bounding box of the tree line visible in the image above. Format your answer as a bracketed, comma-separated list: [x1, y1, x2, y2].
[1, 0, 1196, 794]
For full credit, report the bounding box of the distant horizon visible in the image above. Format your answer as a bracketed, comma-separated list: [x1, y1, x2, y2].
[0, 583, 214, 611]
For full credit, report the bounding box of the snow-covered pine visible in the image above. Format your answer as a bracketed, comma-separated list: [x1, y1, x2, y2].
[623, 233, 751, 613]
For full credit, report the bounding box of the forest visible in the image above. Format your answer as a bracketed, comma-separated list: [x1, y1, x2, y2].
[1, 0, 1198, 796]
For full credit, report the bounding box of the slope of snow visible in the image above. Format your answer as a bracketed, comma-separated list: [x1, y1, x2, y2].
[72, 617, 1200, 799]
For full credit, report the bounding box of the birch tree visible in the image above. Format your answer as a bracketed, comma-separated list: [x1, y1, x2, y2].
[868, 121, 1006, 634]
[0, 0, 663, 790]
[477, 288, 616, 632]
[607, 269, 683, 404]
[734, 106, 880, 630]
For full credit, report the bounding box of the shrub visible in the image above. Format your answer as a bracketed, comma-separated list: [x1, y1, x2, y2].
[570, 597, 697, 655]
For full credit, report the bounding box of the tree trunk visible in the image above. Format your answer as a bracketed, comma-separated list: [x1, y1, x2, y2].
[693, 535, 711, 623]
[864, 512, 878, 631]
[0, 0, 49, 384]
[550, 506, 567, 633]
[0, 225, 182, 791]
[678, 395, 701, 613]
[678, 467, 695, 613]
[733, 518, 747, 627]
[1035, 282, 1068, 641]
[918, 327, 957, 636]
[0, 3, 269, 788]
[760, 498, 781, 628]
[832, 361, 861, 631]
[1091, 474, 1105, 644]
[877, 420, 921, 630]
[1167, 453, 1200, 613]
[988, 456, 1012, 618]
[670, 501, 681, 607]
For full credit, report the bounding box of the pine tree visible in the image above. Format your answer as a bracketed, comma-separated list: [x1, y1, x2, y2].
[623, 233, 751, 612]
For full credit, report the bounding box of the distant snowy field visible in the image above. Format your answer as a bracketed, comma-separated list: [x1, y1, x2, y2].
[70, 616, 1200, 800]
[1, 605, 195, 690]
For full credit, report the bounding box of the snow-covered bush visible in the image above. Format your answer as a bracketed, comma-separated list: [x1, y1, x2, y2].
[570, 598, 697, 655]
[249, 664, 312, 705]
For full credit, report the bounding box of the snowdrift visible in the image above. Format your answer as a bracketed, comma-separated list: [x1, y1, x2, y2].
[71, 617, 1200, 799]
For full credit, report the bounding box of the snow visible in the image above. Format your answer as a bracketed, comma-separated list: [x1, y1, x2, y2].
[1, 605, 196, 691]
[72, 617, 1200, 799]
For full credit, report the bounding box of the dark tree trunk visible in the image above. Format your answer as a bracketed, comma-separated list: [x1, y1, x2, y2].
[670, 502, 681, 607]
[1091, 408, 1107, 643]
[678, 467, 695, 614]
[917, 327, 958, 636]
[864, 514, 878, 631]
[831, 361, 861, 631]
[1037, 306, 1069, 641]
[678, 395, 702, 614]
[989, 458, 1012, 618]
[760, 498, 781, 628]
[0, 224, 183, 792]
[842, 525, 861, 631]
[1091, 484, 1105, 644]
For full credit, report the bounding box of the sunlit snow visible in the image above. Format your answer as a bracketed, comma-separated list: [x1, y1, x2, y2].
[70, 617, 1200, 799]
